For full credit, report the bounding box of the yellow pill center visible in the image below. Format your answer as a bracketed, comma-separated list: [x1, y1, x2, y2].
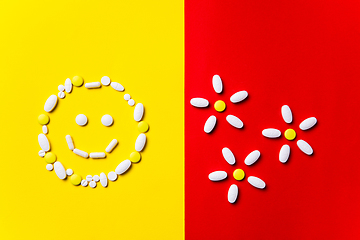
[233, 169, 245, 181]
[214, 100, 226, 112]
[284, 128, 296, 141]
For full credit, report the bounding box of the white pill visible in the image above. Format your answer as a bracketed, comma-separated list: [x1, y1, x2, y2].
[66, 169, 73, 176]
[38, 133, 50, 152]
[190, 98, 209, 108]
[279, 144, 290, 163]
[244, 150, 261, 166]
[226, 115, 243, 129]
[228, 184, 238, 204]
[58, 91, 65, 99]
[65, 78, 73, 93]
[65, 135, 75, 150]
[54, 162, 66, 180]
[38, 150, 45, 157]
[73, 148, 89, 158]
[208, 171, 227, 181]
[230, 91, 248, 103]
[101, 76, 111, 86]
[108, 171, 117, 181]
[93, 175, 100, 182]
[297, 140, 313, 155]
[100, 173, 108, 187]
[89, 181, 97, 188]
[44, 95, 58, 112]
[86, 175, 93, 182]
[299, 117, 317, 130]
[204, 115, 217, 133]
[248, 176, 266, 189]
[81, 180, 88, 187]
[105, 139, 118, 153]
[85, 82, 101, 88]
[128, 99, 135, 106]
[90, 152, 106, 159]
[135, 133, 147, 152]
[110, 82, 124, 91]
[222, 148, 235, 165]
[58, 85, 65, 92]
[75, 114, 88, 126]
[262, 128, 281, 138]
[101, 114, 113, 127]
[115, 159, 132, 175]
[124, 94, 131, 101]
[281, 105, 292, 123]
[134, 103, 144, 122]
[212, 74, 223, 93]
[46, 164, 53, 171]
[42, 125, 48, 134]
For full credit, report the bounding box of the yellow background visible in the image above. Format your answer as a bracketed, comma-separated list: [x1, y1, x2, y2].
[0, 1, 183, 239]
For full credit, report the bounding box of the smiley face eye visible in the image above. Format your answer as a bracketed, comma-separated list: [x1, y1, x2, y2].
[101, 114, 113, 127]
[75, 114, 88, 126]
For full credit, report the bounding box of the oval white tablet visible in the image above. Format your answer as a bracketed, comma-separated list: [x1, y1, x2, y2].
[73, 148, 89, 158]
[89, 181, 96, 188]
[38, 150, 45, 157]
[134, 103, 144, 122]
[90, 152, 106, 159]
[204, 115, 217, 133]
[105, 139, 118, 153]
[46, 164, 53, 171]
[75, 114, 88, 126]
[86, 175, 93, 182]
[110, 82, 124, 91]
[128, 99, 135, 106]
[208, 171, 227, 181]
[297, 140, 313, 155]
[100, 172, 108, 187]
[279, 144, 290, 163]
[135, 133, 146, 152]
[85, 82, 101, 88]
[38, 133, 50, 152]
[281, 105, 292, 123]
[108, 171, 117, 181]
[44, 95, 58, 112]
[115, 159, 132, 175]
[65, 135, 75, 150]
[230, 91, 248, 103]
[212, 75, 223, 93]
[101, 76, 111, 86]
[262, 128, 281, 138]
[101, 114, 113, 127]
[65, 78, 73, 93]
[42, 125, 48, 134]
[222, 148, 235, 165]
[54, 162, 66, 180]
[226, 115, 243, 128]
[58, 91, 65, 99]
[299, 117, 317, 130]
[93, 175, 100, 182]
[248, 176, 266, 189]
[244, 150, 261, 166]
[58, 85, 65, 92]
[190, 98, 209, 108]
[66, 169, 73, 176]
[228, 184, 238, 204]
[81, 180, 88, 187]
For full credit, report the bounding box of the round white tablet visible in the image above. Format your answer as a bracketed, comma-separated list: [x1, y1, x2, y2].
[58, 85, 65, 92]
[128, 99, 135, 106]
[93, 175, 100, 182]
[66, 169, 73, 176]
[86, 175, 93, 182]
[38, 150, 45, 157]
[101, 76, 111, 86]
[101, 114, 113, 127]
[81, 180, 88, 187]
[76, 114, 88, 126]
[108, 171, 117, 181]
[46, 164, 53, 171]
[58, 91, 65, 99]
[124, 94, 131, 101]
[89, 181, 96, 188]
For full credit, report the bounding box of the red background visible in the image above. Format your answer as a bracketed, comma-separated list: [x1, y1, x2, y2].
[185, 0, 360, 239]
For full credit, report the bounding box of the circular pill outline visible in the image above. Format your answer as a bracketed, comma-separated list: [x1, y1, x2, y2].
[38, 76, 148, 188]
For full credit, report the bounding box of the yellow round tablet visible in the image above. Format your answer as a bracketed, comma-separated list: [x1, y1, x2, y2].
[70, 174, 82, 186]
[138, 121, 149, 133]
[130, 152, 141, 163]
[38, 114, 49, 125]
[233, 169, 245, 181]
[214, 100, 226, 112]
[284, 128, 296, 141]
[44, 152, 57, 164]
[72, 76, 83, 87]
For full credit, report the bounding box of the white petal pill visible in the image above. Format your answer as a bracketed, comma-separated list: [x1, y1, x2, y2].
[128, 99, 135, 106]
[93, 175, 100, 182]
[38, 134, 50, 152]
[230, 91, 248, 103]
[44, 95, 58, 112]
[226, 115, 243, 128]
[212, 74, 223, 93]
[86, 175, 93, 182]
[58, 91, 65, 99]
[81, 180, 88, 187]
[54, 162, 66, 180]
[100, 173, 108, 187]
[65, 135, 75, 150]
[134, 103, 144, 122]
[190, 98, 209, 108]
[110, 82, 124, 91]
[281, 105, 293, 123]
[65, 78, 73, 93]
[124, 94, 131, 100]
[228, 184, 238, 204]
[101, 76, 111, 86]
[115, 159, 132, 175]
[101, 114, 113, 126]
[108, 171, 117, 181]
[204, 115, 217, 133]
[262, 128, 281, 138]
[58, 85, 65, 92]
[89, 181, 96, 188]
[90, 152, 106, 159]
[75, 114, 88, 126]
[66, 169, 73, 176]
[135, 133, 146, 152]
[222, 148, 236, 165]
[299, 117, 317, 130]
[244, 150, 261, 166]
[38, 150, 45, 157]
[279, 144, 290, 163]
[105, 139, 118, 153]
[248, 176, 266, 189]
[42, 125, 48, 134]
[208, 171, 227, 181]
[73, 148, 89, 158]
[297, 140, 313, 155]
[46, 164, 53, 171]
[85, 82, 101, 88]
